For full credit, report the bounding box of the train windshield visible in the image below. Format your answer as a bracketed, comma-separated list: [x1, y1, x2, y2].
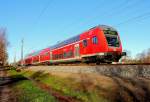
[103, 30, 120, 47]
[103, 30, 118, 35]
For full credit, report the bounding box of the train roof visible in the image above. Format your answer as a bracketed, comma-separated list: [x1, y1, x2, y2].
[25, 48, 50, 58]
[25, 50, 41, 58]
[39, 48, 50, 55]
[98, 25, 117, 31]
[89, 25, 117, 31]
[49, 34, 80, 50]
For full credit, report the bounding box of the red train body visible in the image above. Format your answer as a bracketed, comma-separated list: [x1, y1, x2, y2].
[23, 25, 126, 65]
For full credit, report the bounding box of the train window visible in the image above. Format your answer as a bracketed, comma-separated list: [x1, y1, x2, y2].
[67, 51, 73, 57]
[83, 40, 87, 47]
[92, 36, 98, 44]
[104, 30, 117, 35]
[59, 54, 63, 59]
[45, 52, 49, 56]
[63, 52, 67, 58]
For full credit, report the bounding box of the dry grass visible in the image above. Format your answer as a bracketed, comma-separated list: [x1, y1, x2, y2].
[43, 71, 150, 102]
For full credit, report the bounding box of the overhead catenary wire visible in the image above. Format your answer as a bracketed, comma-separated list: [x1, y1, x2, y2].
[105, 0, 142, 18]
[114, 12, 150, 27]
[77, 0, 142, 27]
[56, 0, 106, 33]
[58, 0, 135, 35]
[50, 0, 108, 43]
[32, 0, 53, 27]
[62, 0, 148, 35]
[26, 0, 53, 56]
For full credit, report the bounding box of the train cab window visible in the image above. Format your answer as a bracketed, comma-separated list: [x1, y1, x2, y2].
[92, 36, 98, 44]
[83, 39, 87, 47]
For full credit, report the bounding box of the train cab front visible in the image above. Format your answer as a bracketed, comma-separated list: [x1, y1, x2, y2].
[100, 25, 126, 62]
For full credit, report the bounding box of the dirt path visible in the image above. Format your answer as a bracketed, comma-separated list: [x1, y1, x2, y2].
[0, 68, 78, 102]
[0, 68, 13, 102]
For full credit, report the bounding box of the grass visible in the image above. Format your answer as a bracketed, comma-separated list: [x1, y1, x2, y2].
[8, 69, 109, 102]
[13, 80, 57, 102]
[8, 66, 150, 102]
[8, 70, 57, 102]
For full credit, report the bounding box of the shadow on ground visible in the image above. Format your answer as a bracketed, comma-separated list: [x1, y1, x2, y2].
[0, 69, 28, 102]
[109, 76, 150, 102]
[0, 75, 28, 86]
[92, 67, 150, 102]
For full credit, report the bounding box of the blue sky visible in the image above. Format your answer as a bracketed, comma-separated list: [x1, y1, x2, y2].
[0, 0, 150, 63]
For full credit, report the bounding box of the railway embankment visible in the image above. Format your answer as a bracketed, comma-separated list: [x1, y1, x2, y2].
[26, 65, 150, 78]
[8, 65, 150, 102]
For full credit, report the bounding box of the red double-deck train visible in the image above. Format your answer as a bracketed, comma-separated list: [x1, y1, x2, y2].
[22, 25, 126, 65]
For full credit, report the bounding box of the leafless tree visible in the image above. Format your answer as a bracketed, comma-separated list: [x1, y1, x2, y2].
[136, 48, 150, 63]
[121, 50, 136, 63]
[0, 28, 9, 66]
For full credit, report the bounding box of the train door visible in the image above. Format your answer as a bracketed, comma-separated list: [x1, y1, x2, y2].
[74, 44, 80, 58]
[50, 51, 52, 60]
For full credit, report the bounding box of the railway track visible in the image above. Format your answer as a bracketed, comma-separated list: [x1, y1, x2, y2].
[25, 63, 150, 66]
